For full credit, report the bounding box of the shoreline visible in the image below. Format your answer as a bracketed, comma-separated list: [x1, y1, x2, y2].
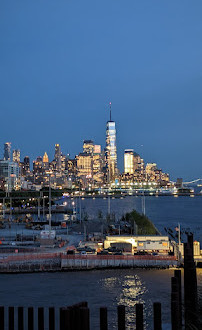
[0, 253, 179, 273]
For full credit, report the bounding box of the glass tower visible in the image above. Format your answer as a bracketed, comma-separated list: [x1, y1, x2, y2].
[55, 144, 61, 171]
[106, 121, 117, 183]
[4, 142, 11, 161]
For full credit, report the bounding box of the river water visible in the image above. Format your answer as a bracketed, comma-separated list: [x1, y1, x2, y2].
[0, 196, 202, 329]
[62, 195, 202, 244]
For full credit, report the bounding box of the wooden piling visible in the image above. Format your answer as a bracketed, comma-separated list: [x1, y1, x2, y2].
[100, 307, 108, 330]
[118, 305, 125, 330]
[80, 307, 90, 330]
[38, 307, 44, 330]
[136, 303, 143, 330]
[28, 307, 34, 330]
[18, 307, 24, 330]
[49, 307, 55, 330]
[60, 308, 71, 330]
[153, 302, 162, 330]
[174, 269, 182, 325]
[8, 307, 14, 330]
[171, 277, 180, 330]
[0, 306, 4, 330]
[184, 235, 198, 329]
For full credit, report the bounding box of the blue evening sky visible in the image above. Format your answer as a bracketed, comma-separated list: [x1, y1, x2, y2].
[0, 0, 202, 180]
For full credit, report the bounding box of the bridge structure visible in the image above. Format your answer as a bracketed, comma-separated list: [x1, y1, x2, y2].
[182, 178, 202, 185]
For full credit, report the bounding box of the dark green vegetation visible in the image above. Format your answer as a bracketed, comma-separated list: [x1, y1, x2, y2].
[122, 209, 159, 235]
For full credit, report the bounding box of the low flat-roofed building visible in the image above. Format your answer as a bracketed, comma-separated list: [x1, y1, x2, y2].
[104, 235, 170, 253]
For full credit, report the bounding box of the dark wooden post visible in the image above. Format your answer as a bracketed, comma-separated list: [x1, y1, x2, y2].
[60, 308, 71, 330]
[0, 306, 4, 330]
[136, 304, 143, 330]
[28, 307, 34, 330]
[184, 234, 198, 329]
[100, 307, 108, 330]
[80, 307, 90, 330]
[171, 277, 180, 330]
[74, 306, 81, 330]
[8, 307, 14, 330]
[18, 307, 24, 330]
[118, 305, 125, 330]
[38, 307, 44, 330]
[49, 307, 55, 330]
[153, 302, 162, 330]
[174, 269, 182, 326]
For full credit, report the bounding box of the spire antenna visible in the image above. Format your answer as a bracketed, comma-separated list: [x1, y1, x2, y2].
[109, 102, 112, 121]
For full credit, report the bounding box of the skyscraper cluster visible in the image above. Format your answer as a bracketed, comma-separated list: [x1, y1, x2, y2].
[0, 112, 169, 191]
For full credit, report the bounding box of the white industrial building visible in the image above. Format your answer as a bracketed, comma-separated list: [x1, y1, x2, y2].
[104, 235, 170, 253]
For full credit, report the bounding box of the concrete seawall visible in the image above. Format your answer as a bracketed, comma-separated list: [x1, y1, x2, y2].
[61, 255, 178, 270]
[0, 253, 178, 273]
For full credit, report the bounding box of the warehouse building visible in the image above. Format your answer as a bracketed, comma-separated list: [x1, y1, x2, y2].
[104, 235, 170, 253]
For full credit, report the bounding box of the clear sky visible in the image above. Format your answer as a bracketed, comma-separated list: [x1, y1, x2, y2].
[0, 0, 202, 180]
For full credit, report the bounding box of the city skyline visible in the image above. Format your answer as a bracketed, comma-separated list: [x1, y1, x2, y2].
[0, 114, 170, 191]
[1, 1, 202, 180]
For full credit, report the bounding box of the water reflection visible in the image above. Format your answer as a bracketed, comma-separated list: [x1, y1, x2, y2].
[101, 273, 151, 328]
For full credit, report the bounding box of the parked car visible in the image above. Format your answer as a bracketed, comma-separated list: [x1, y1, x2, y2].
[134, 251, 150, 255]
[97, 250, 109, 255]
[108, 247, 122, 253]
[66, 250, 75, 255]
[85, 247, 96, 253]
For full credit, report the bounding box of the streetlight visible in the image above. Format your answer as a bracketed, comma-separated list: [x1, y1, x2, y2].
[46, 171, 53, 235]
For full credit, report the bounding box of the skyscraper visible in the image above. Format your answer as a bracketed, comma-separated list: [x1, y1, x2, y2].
[43, 152, 49, 170]
[105, 104, 117, 183]
[43, 152, 49, 164]
[20, 156, 30, 176]
[124, 149, 134, 174]
[55, 144, 61, 171]
[13, 149, 20, 163]
[83, 140, 94, 154]
[4, 142, 11, 161]
[24, 156, 30, 172]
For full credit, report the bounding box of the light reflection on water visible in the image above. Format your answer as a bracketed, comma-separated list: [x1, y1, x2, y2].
[100, 274, 150, 329]
[0, 269, 201, 329]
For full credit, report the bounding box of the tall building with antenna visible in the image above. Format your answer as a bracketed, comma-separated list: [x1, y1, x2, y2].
[105, 102, 117, 183]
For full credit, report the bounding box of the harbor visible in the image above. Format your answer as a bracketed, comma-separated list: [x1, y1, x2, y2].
[0, 195, 202, 273]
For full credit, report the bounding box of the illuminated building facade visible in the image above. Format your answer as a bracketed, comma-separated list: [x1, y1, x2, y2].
[106, 121, 117, 183]
[13, 149, 20, 164]
[124, 149, 134, 174]
[43, 152, 49, 164]
[42, 152, 49, 171]
[76, 153, 93, 178]
[83, 140, 94, 154]
[54, 144, 61, 171]
[33, 156, 43, 179]
[23, 156, 30, 174]
[0, 160, 20, 191]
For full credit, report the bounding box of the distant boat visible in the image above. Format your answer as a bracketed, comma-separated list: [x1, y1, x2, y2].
[176, 187, 194, 195]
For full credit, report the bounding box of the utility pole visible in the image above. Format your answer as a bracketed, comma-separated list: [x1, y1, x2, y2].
[178, 223, 181, 245]
[3, 197, 5, 219]
[108, 195, 110, 218]
[38, 197, 40, 220]
[48, 172, 52, 235]
[142, 192, 146, 215]
[79, 181, 82, 223]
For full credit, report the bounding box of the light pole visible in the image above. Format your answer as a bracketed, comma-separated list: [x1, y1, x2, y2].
[47, 171, 53, 235]
[79, 181, 82, 223]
